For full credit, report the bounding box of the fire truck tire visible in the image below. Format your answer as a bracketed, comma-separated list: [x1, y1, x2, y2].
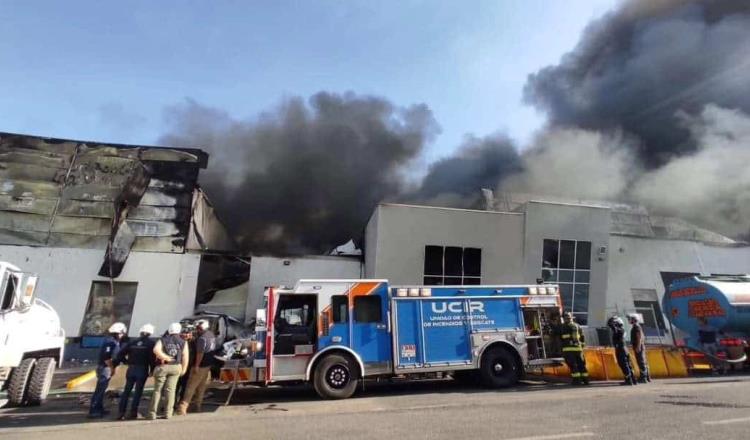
[313, 354, 359, 399]
[8, 358, 36, 406]
[27, 357, 56, 405]
[479, 346, 519, 388]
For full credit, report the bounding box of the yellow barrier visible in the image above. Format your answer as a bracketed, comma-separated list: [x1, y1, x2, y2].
[537, 346, 689, 380]
[66, 370, 96, 390]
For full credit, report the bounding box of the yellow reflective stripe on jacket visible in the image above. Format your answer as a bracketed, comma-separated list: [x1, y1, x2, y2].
[561, 334, 571, 339]
[562, 346, 583, 352]
[570, 372, 581, 378]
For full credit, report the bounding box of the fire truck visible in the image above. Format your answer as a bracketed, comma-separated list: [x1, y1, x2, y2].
[222, 279, 564, 399]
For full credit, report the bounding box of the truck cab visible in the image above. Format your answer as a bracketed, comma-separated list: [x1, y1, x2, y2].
[232, 279, 563, 399]
[0, 262, 65, 406]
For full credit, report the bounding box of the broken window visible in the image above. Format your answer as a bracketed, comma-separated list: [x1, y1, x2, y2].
[79, 281, 138, 336]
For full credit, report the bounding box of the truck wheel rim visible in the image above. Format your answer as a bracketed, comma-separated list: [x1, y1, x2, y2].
[493, 362, 504, 373]
[326, 365, 350, 389]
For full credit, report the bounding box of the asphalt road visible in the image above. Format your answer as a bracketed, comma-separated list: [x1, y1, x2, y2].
[2, 375, 750, 440]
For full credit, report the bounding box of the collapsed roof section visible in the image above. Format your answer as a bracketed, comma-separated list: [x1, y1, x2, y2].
[0, 132, 236, 265]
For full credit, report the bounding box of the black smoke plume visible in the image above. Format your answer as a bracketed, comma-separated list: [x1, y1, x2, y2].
[160, 92, 438, 255]
[525, 0, 750, 167]
[407, 135, 522, 207]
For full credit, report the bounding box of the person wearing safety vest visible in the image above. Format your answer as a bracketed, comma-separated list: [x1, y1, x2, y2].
[560, 312, 590, 385]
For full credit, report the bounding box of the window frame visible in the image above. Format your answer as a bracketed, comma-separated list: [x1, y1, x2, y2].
[353, 295, 382, 323]
[331, 295, 348, 323]
[422, 245, 482, 285]
[79, 281, 139, 336]
[542, 238, 592, 325]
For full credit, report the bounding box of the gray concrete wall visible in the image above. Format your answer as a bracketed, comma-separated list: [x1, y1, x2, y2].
[368, 204, 526, 285]
[364, 207, 379, 278]
[522, 201, 612, 326]
[245, 255, 363, 322]
[0, 245, 200, 337]
[606, 235, 750, 329]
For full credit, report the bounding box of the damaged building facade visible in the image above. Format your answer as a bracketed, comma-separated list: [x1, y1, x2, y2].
[0, 132, 237, 354]
[364, 196, 750, 343]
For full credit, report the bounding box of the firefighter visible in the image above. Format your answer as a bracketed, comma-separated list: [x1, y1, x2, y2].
[176, 319, 216, 415]
[175, 324, 196, 404]
[560, 312, 589, 385]
[116, 323, 155, 419]
[148, 323, 189, 420]
[608, 315, 637, 386]
[628, 314, 650, 383]
[88, 322, 127, 418]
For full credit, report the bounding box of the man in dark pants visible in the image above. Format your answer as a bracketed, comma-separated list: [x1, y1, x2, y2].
[608, 316, 637, 386]
[88, 322, 127, 418]
[117, 324, 155, 419]
[628, 314, 650, 383]
[560, 312, 589, 385]
[175, 324, 196, 404]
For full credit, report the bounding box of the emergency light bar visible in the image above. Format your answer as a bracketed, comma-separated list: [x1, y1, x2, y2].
[528, 286, 558, 295]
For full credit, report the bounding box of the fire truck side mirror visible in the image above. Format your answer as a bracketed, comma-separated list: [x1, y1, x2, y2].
[255, 308, 267, 328]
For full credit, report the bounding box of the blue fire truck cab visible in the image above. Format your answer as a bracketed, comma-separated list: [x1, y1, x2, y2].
[247, 279, 564, 399]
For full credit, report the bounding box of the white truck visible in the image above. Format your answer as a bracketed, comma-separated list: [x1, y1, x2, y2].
[0, 262, 65, 406]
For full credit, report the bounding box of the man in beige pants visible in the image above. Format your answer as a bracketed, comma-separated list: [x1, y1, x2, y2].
[176, 319, 215, 415]
[148, 323, 189, 420]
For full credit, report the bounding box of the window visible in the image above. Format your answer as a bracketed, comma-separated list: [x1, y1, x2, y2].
[423, 246, 482, 285]
[332, 295, 348, 323]
[0, 274, 17, 311]
[79, 281, 138, 336]
[354, 296, 382, 323]
[542, 239, 591, 325]
[273, 294, 317, 355]
[634, 300, 667, 337]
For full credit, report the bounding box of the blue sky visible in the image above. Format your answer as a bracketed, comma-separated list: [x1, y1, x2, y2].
[0, 0, 617, 162]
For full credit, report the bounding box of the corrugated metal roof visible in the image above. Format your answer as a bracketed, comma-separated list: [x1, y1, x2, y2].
[0, 132, 208, 253]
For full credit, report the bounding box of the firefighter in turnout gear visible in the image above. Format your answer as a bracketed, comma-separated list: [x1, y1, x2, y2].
[560, 312, 589, 385]
[608, 315, 637, 386]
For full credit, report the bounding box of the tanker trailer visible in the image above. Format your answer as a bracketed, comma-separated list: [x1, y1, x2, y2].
[663, 275, 750, 366]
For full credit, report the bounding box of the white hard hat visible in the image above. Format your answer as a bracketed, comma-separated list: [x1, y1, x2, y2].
[168, 322, 182, 335]
[108, 322, 127, 334]
[139, 324, 155, 335]
[195, 319, 210, 330]
[627, 313, 640, 323]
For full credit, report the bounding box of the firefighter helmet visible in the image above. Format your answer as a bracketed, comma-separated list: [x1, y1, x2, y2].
[108, 322, 127, 334]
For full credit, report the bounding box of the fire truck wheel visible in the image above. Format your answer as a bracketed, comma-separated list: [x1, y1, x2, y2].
[313, 354, 359, 399]
[8, 358, 36, 406]
[480, 346, 519, 388]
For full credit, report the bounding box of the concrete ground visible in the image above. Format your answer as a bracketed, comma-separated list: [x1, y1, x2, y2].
[2, 374, 750, 440]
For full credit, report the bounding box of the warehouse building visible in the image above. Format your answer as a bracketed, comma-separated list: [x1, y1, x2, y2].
[364, 196, 750, 343]
[0, 132, 239, 353]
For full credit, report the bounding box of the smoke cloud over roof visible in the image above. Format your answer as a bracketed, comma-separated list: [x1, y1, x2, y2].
[525, 0, 750, 166]
[161, 92, 438, 254]
[160, 0, 750, 253]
